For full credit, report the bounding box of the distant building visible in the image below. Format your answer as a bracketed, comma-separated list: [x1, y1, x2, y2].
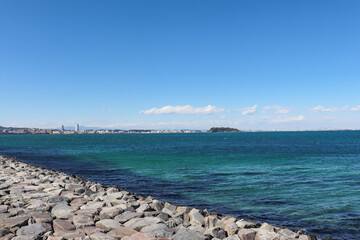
[75, 124, 79, 132]
[61, 125, 64, 132]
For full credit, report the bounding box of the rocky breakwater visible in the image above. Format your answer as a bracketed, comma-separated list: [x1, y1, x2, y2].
[0, 155, 320, 240]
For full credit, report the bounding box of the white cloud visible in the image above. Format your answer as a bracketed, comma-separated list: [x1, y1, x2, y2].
[310, 105, 349, 113]
[240, 104, 257, 116]
[270, 115, 305, 123]
[139, 105, 224, 115]
[350, 105, 360, 111]
[263, 105, 291, 114]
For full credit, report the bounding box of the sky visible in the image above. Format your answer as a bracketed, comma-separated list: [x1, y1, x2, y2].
[1, 0, 360, 130]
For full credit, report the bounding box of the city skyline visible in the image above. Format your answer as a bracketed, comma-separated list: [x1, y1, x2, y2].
[1, 1, 360, 130]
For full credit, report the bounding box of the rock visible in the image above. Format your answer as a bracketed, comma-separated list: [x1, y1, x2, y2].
[136, 203, 151, 213]
[115, 211, 143, 224]
[89, 232, 115, 240]
[165, 217, 183, 228]
[0, 205, 8, 213]
[204, 227, 226, 239]
[236, 220, 257, 229]
[124, 217, 163, 231]
[53, 230, 87, 239]
[107, 192, 123, 199]
[299, 235, 313, 240]
[95, 219, 122, 230]
[189, 209, 205, 226]
[122, 232, 157, 240]
[51, 204, 73, 219]
[0, 215, 29, 229]
[73, 214, 95, 228]
[162, 205, 177, 217]
[157, 212, 169, 222]
[53, 219, 75, 232]
[176, 206, 192, 214]
[278, 229, 297, 239]
[172, 227, 206, 240]
[204, 215, 218, 228]
[255, 228, 280, 240]
[11, 235, 40, 240]
[150, 200, 164, 211]
[188, 225, 206, 234]
[224, 221, 239, 235]
[100, 206, 123, 219]
[70, 198, 89, 210]
[107, 227, 138, 239]
[238, 228, 257, 240]
[141, 223, 174, 237]
[16, 223, 52, 235]
[226, 235, 241, 240]
[260, 223, 277, 232]
[32, 212, 53, 223]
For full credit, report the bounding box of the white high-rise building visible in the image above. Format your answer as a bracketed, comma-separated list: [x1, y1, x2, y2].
[61, 125, 64, 132]
[75, 124, 79, 132]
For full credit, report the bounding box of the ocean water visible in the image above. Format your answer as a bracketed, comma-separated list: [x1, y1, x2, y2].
[0, 131, 359, 239]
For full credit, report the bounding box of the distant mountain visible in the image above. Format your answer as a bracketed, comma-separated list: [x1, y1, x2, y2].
[208, 127, 240, 133]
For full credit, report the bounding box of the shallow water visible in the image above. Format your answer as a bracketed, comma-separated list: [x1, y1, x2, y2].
[0, 131, 359, 239]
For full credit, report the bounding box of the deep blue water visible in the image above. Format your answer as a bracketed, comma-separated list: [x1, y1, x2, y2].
[0, 131, 359, 239]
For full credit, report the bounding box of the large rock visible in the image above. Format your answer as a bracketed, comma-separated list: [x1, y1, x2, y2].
[16, 223, 52, 235]
[100, 206, 123, 219]
[238, 228, 257, 240]
[32, 212, 53, 223]
[107, 227, 138, 239]
[204, 215, 218, 228]
[255, 228, 280, 240]
[73, 214, 95, 228]
[0, 215, 29, 229]
[89, 232, 115, 240]
[236, 220, 257, 229]
[124, 217, 163, 231]
[224, 221, 239, 236]
[172, 227, 206, 240]
[51, 204, 73, 219]
[115, 211, 143, 223]
[188, 209, 205, 226]
[53, 219, 75, 232]
[204, 227, 227, 239]
[96, 219, 122, 230]
[122, 232, 157, 240]
[141, 223, 174, 237]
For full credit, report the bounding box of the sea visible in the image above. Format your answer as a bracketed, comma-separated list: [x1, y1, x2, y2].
[0, 131, 359, 239]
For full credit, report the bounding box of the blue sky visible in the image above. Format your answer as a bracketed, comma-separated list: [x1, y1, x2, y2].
[1, 0, 360, 130]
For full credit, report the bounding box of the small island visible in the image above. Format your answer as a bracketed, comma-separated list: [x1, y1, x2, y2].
[208, 127, 241, 133]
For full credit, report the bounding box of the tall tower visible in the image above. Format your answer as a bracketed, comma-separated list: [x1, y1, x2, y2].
[61, 125, 64, 132]
[75, 124, 79, 132]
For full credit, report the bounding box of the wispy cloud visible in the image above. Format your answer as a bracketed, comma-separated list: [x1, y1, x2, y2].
[101, 107, 113, 112]
[350, 105, 360, 111]
[263, 105, 291, 114]
[139, 105, 224, 115]
[270, 115, 305, 123]
[240, 104, 258, 116]
[310, 105, 349, 113]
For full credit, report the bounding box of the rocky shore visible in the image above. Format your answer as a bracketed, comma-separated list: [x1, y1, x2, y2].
[0, 155, 321, 240]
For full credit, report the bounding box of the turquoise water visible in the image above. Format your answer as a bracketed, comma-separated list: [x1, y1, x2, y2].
[0, 132, 359, 239]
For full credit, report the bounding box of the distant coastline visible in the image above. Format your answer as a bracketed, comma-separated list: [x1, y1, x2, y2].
[1, 125, 359, 135]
